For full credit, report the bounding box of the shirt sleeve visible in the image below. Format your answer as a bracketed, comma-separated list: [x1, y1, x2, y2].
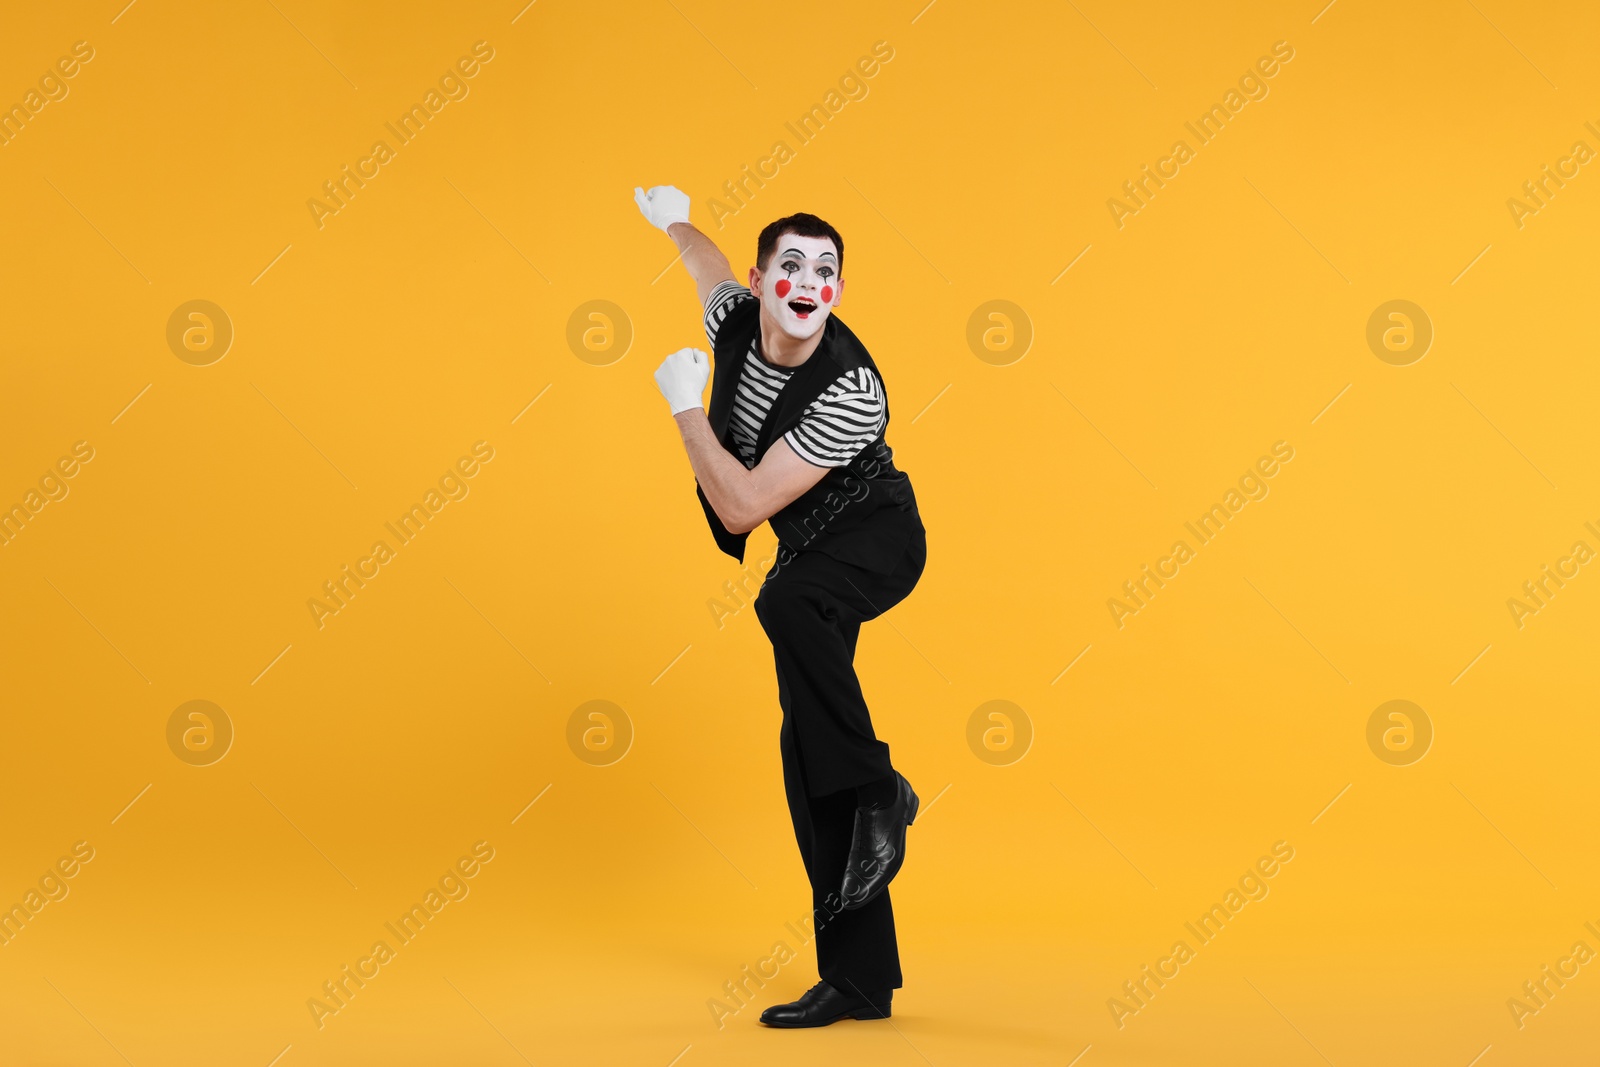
[783, 368, 887, 468]
[703, 280, 755, 348]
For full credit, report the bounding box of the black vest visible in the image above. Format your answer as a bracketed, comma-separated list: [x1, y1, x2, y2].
[696, 298, 923, 573]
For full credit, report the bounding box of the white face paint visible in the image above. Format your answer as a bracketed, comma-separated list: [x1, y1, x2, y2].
[754, 233, 842, 341]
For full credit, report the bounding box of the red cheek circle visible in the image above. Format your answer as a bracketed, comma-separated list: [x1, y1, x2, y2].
[821, 285, 834, 304]
[774, 279, 791, 298]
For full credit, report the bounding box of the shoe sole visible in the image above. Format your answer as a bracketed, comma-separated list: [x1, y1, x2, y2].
[882, 782, 917, 882]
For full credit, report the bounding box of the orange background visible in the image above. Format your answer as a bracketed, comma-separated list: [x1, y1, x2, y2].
[2, 1, 1598, 1064]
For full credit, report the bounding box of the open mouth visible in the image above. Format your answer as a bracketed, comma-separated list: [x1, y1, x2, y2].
[787, 298, 817, 318]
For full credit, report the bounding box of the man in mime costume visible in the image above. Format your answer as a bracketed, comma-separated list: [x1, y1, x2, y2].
[636, 184, 928, 1028]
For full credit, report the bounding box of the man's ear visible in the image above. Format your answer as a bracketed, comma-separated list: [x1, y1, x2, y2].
[832, 277, 844, 307]
[748, 265, 762, 295]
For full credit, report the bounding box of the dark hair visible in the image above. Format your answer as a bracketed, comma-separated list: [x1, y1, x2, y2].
[756, 213, 844, 275]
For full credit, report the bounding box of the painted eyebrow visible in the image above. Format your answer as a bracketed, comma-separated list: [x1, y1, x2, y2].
[780, 247, 838, 259]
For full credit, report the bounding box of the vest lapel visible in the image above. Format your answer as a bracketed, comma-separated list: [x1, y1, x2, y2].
[707, 296, 761, 447]
[750, 320, 848, 461]
[711, 305, 860, 461]
[706, 344, 742, 448]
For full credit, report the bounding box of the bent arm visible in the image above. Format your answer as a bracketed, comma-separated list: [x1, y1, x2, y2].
[672, 410, 827, 534]
[666, 222, 737, 307]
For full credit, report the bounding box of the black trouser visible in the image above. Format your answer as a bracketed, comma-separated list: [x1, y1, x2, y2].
[753, 527, 927, 992]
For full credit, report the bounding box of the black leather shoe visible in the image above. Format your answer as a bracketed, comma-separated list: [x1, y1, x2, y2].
[839, 771, 919, 911]
[758, 980, 892, 1028]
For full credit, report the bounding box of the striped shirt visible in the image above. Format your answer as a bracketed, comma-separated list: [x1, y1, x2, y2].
[702, 280, 886, 469]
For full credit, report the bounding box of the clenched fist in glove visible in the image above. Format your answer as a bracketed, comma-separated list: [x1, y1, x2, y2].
[634, 185, 691, 232]
[654, 347, 710, 415]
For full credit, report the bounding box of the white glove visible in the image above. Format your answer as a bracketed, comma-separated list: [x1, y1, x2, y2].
[654, 347, 710, 415]
[634, 185, 691, 232]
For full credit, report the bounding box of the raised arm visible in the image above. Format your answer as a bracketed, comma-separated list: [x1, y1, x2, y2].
[635, 185, 736, 306]
[665, 222, 737, 307]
